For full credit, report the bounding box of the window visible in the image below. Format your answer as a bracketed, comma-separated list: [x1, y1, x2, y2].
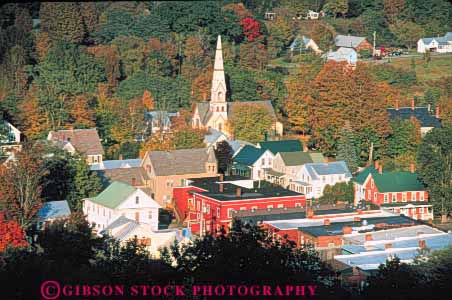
[166, 180, 173, 188]
[374, 192, 377, 201]
[148, 211, 152, 219]
[371, 180, 374, 189]
[267, 205, 273, 209]
[251, 206, 258, 210]
[420, 193, 424, 201]
[221, 106, 225, 112]
[227, 208, 234, 218]
[402, 193, 407, 202]
[135, 212, 140, 222]
[217, 208, 220, 216]
[135, 196, 139, 204]
[322, 176, 326, 183]
[392, 193, 397, 202]
[240, 207, 246, 210]
[295, 203, 301, 207]
[261, 158, 265, 165]
[384, 194, 388, 203]
[103, 208, 105, 216]
[196, 201, 200, 211]
[368, 190, 371, 199]
[277, 204, 284, 208]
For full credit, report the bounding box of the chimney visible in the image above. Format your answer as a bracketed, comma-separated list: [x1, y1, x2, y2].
[235, 187, 242, 198]
[303, 143, 308, 152]
[410, 163, 415, 173]
[418, 239, 426, 249]
[219, 174, 224, 181]
[131, 177, 137, 186]
[307, 209, 314, 219]
[411, 99, 415, 110]
[219, 183, 224, 193]
[343, 226, 352, 235]
[395, 100, 399, 110]
[378, 165, 383, 174]
[118, 154, 123, 160]
[354, 216, 361, 222]
[365, 233, 373, 241]
[374, 160, 379, 170]
[323, 157, 329, 163]
[324, 219, 331, 226]
[436, 106, 440, 119]
[427, 103, 431, 112]
[385, 243, 392, 249]
[202, 92, 207, 101]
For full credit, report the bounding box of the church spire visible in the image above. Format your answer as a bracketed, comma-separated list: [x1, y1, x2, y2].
[211, 35, 226, 103]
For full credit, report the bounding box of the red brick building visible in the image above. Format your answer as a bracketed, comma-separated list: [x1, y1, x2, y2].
[173, 176, 306, 235]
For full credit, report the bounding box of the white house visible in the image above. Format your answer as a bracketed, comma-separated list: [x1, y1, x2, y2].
[100, 216, 191, 258]
[83, 181, 161, 234]
[0, 120, 21, 144]
[289, 35, 322, 54]
[324, 47, 358, 65]
[417, 32, 452, 53]
[231, 145, 274, 180]
[291, 161, 352, 198]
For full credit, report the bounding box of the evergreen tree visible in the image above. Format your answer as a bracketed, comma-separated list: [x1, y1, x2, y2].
[68, 158, 102, 211]
[214, 141, 233, 174]
[336, 123, 359, 172]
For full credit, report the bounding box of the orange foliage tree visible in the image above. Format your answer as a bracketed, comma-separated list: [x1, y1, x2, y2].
[0, 213, 28, 252]
[0, 143, 47, 231]
[142, 90, 155, 111]
[19, 85, 50, 139]
[69, 94, 96, 128]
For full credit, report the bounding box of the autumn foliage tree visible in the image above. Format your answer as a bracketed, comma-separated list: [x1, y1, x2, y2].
[0, 143, 47, 232]
[228, 103, 273, 144]
[142, 89, 155, 111]
[240, 18, 261, 42]
[0, 214, 28, 252]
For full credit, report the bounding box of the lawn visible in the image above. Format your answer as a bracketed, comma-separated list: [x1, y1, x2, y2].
[387, 53, 452, 82]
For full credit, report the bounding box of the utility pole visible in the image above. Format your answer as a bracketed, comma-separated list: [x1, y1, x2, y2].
[373, 31, 376, 57]
[368, 142, 374, 166]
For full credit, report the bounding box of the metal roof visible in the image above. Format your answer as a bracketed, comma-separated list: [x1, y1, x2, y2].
[38, 200, 71, 221]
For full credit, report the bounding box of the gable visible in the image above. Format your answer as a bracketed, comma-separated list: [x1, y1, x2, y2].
[117, 189, 160, 210]
[253, 150, 274, 167]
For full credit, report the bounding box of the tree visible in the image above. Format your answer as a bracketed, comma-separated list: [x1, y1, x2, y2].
[34, 31, 51, 62]
[0, 214, 28, 252]
[387, 117, 421, 158]
[240, 17, 261, 42]
[417, 126, 452, 223]
[19, 85, 49, 139]
[40, 2, 85, 44]
[166, 220, 345, 298]
[318, 182, 354, 204]
[0, 143, 47, 232]
[389, 19, 425, 50]
[215, 141, 233, 174]
[142, 89, 155, 111]
[383, 0, 405, 23]
[336, 124, 359, 172]
[323, 0, 349, 18]
[267, 18, 292, 59]
[37, 212, 102, 266]
[239, 38, 268, 71]
[173, 129, 206, 150]
[68, 158, 102, 211]
[69, 95, 96, 128]
[228, 103, 273, 144]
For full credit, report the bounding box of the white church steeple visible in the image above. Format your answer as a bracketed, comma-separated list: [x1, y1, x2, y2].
[211, 35, 227, 103]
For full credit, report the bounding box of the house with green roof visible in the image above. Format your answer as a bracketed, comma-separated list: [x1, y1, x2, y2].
[354, 162, 432, 221]
[231, 145, 274, 180]
[83, 181, 161, 234]
[257, 139, 303, 154]
[268, 151, 326, 187]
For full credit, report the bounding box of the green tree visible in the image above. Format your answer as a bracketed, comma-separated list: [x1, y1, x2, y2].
[173, 129, 206, 150]
[40, 2, 85, 44]
[68, 158, 102, 211]
[214, 140, 233, 174]
[389, 19, 425, 50]
[228, 103, 273, 144]
[417, 126, 452, 223]
[323, 0, 349, 18]
[387, 118, 421, 158]
[336, 123, 359, 172]
[318, 182, 354, 204]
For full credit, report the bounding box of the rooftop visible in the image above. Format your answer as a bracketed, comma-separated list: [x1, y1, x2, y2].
[87, 181, 137, 209]
[37, 200, 71, 221]
[387, 106, 441, 128]
[48, 128, 104, 156]
[304, 161, 352, 179]
[335, 35, 367, 48]
[145, 147, 216, 176]
[278, 151, 325, 166]
[299, 215, 418, 237]
[90, 159, 142, 171]
[186, 175, 303, 202]
[372, 171, 425, 193]
[257, 139, 303, 154]
[233, 145, 266, 166]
